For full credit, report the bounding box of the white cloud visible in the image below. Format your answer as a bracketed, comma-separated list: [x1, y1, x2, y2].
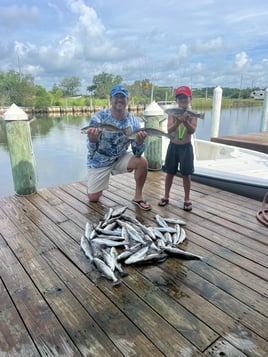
[234, 52, 250, 69]
[0, 0, 267, 91]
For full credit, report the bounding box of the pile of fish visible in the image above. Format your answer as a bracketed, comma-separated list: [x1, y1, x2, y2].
[80, 206, 208, 286]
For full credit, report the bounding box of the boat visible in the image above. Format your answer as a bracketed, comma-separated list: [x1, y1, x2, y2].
[157, 101, 177, 111]
[190, 138, 268, 201]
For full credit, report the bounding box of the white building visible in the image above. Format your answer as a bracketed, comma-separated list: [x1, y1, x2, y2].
[250, 89, 265, 100]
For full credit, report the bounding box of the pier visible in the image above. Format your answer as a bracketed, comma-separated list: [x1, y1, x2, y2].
[0, 171, 267, 356]
[211, 131, 268, 154]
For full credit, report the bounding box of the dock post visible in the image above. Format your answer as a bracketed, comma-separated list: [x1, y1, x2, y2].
[143, 101, 164, 170]
[211, 86, 223, 138]
[4, 104, 37, 195]
[260, 88, 268, 132]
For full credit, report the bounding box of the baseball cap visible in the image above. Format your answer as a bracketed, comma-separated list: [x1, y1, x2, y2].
[110, 84, 129, 97]
[175, 86, 192, 97]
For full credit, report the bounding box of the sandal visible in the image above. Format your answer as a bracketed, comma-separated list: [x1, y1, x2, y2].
[132, 200, 151, 211]
[184, 202, 192, 211]
[158, 198, 169, 207]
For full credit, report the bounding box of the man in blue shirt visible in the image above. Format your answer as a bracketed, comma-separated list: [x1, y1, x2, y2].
[86, 84, 151, 210]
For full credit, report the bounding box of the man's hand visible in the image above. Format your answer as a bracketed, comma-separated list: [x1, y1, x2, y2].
[135, 130, 148, 144]
[87, 127, 100, 142]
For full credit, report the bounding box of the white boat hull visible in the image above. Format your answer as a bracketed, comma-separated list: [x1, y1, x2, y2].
[190, 139, 268, 201]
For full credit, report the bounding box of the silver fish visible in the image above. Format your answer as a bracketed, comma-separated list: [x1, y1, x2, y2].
[164, 246, 208, 262]
[103, 207, 114, 223]
[85, 222, 94, 240]
[81, 123, 132, 135]
[93, 234, 125, 241]
[165, 108, 205, 119]
[93, 257, 121, 286]
[155, 227, 177, 233]
[177, 227, 187, 245]
[163, 217, 186, 225]
[156, 238, 166, 249]
[153, 228, 166, 240]
[155, 214, 169, 228]
[80, 235, 94, 262]
[124, 246, 149, 265]
[172, 223, 181, 245]
[110, 247, 128, 277]
[164, 232, 173, 245]
[118, 221, 145, 244]
[111, 206, 128, 217]
[81, 123, 171, 139]
[96, 227, 122, 236]
[101, 249, 116, 271]
[127, 127, 171, 139]
[134, 251, 168, 265]
[91, 238, 126, 247]
[116, 243, 142, 261]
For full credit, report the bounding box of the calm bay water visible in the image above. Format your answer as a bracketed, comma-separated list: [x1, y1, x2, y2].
[0, 106, 264, 197]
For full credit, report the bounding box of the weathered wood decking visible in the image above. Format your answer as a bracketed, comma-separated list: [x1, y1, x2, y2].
[211, 131, 268, 154]
[0, 171, 267, 356]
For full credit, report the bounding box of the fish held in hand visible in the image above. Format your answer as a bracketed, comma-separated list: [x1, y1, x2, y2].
[165, 108, 205, 119]
[80, 123, 132, 135]
[81, 123, 171, 139]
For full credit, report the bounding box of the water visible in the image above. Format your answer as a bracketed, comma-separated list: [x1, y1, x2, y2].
[196, 106, 263, 139]
[0, 106, 264, 198]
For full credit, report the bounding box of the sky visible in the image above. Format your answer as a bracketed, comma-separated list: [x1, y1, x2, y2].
[1, 0, 268, 93]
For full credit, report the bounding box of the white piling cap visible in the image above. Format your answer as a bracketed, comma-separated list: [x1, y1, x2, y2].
[4, 103, 28, 121]
[144, 101, 164, 116]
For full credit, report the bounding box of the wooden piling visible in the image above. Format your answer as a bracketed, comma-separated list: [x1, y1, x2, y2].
[260, 88, 268, 132]
[143, 101, 164, 171]
[211, 86, 223, 138]
[4, 104, 37, 195]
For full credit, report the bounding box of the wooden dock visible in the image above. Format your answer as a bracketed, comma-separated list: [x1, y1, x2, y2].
[0, 171, 267, 356]
[211, 131, 268, 154]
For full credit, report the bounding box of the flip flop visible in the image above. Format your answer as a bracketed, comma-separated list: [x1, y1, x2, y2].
[184, 202, 192, 211]
[132, 200, 151, 211]
[158, 198, 169, 207]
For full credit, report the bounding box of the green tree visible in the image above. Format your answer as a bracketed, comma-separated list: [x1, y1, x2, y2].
[59, 76, 81, 97]
[86, 84, 97, 95]
[0, 70, 35, 106]
[34, 85, 52, 108]
[92, 72, 123, 99]
[50, 84, 63, 105]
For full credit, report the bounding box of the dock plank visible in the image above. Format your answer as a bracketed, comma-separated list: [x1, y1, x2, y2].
[0, 171, 267, 356]
[43, 249, 199, 356]
[211, 131, 268, 153]
[0, 262, 41, 357]
[0, 235, 81, 356]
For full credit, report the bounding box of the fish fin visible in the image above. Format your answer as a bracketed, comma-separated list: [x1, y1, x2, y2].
[112, 279, 121, 287]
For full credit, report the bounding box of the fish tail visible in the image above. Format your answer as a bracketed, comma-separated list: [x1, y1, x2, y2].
[112, 279, 121, 287]
[201, 256, 209, 263]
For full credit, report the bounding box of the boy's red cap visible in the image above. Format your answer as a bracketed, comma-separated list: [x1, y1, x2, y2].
[175, 86, 192, 97]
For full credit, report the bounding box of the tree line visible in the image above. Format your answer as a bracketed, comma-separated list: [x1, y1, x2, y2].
[0, 69, 260, 109]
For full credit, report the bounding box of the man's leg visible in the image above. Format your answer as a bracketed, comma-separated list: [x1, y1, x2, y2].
[88, 191, 102, 202]
[87, 166, 111, 202]
[127, 156, 150, 208]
